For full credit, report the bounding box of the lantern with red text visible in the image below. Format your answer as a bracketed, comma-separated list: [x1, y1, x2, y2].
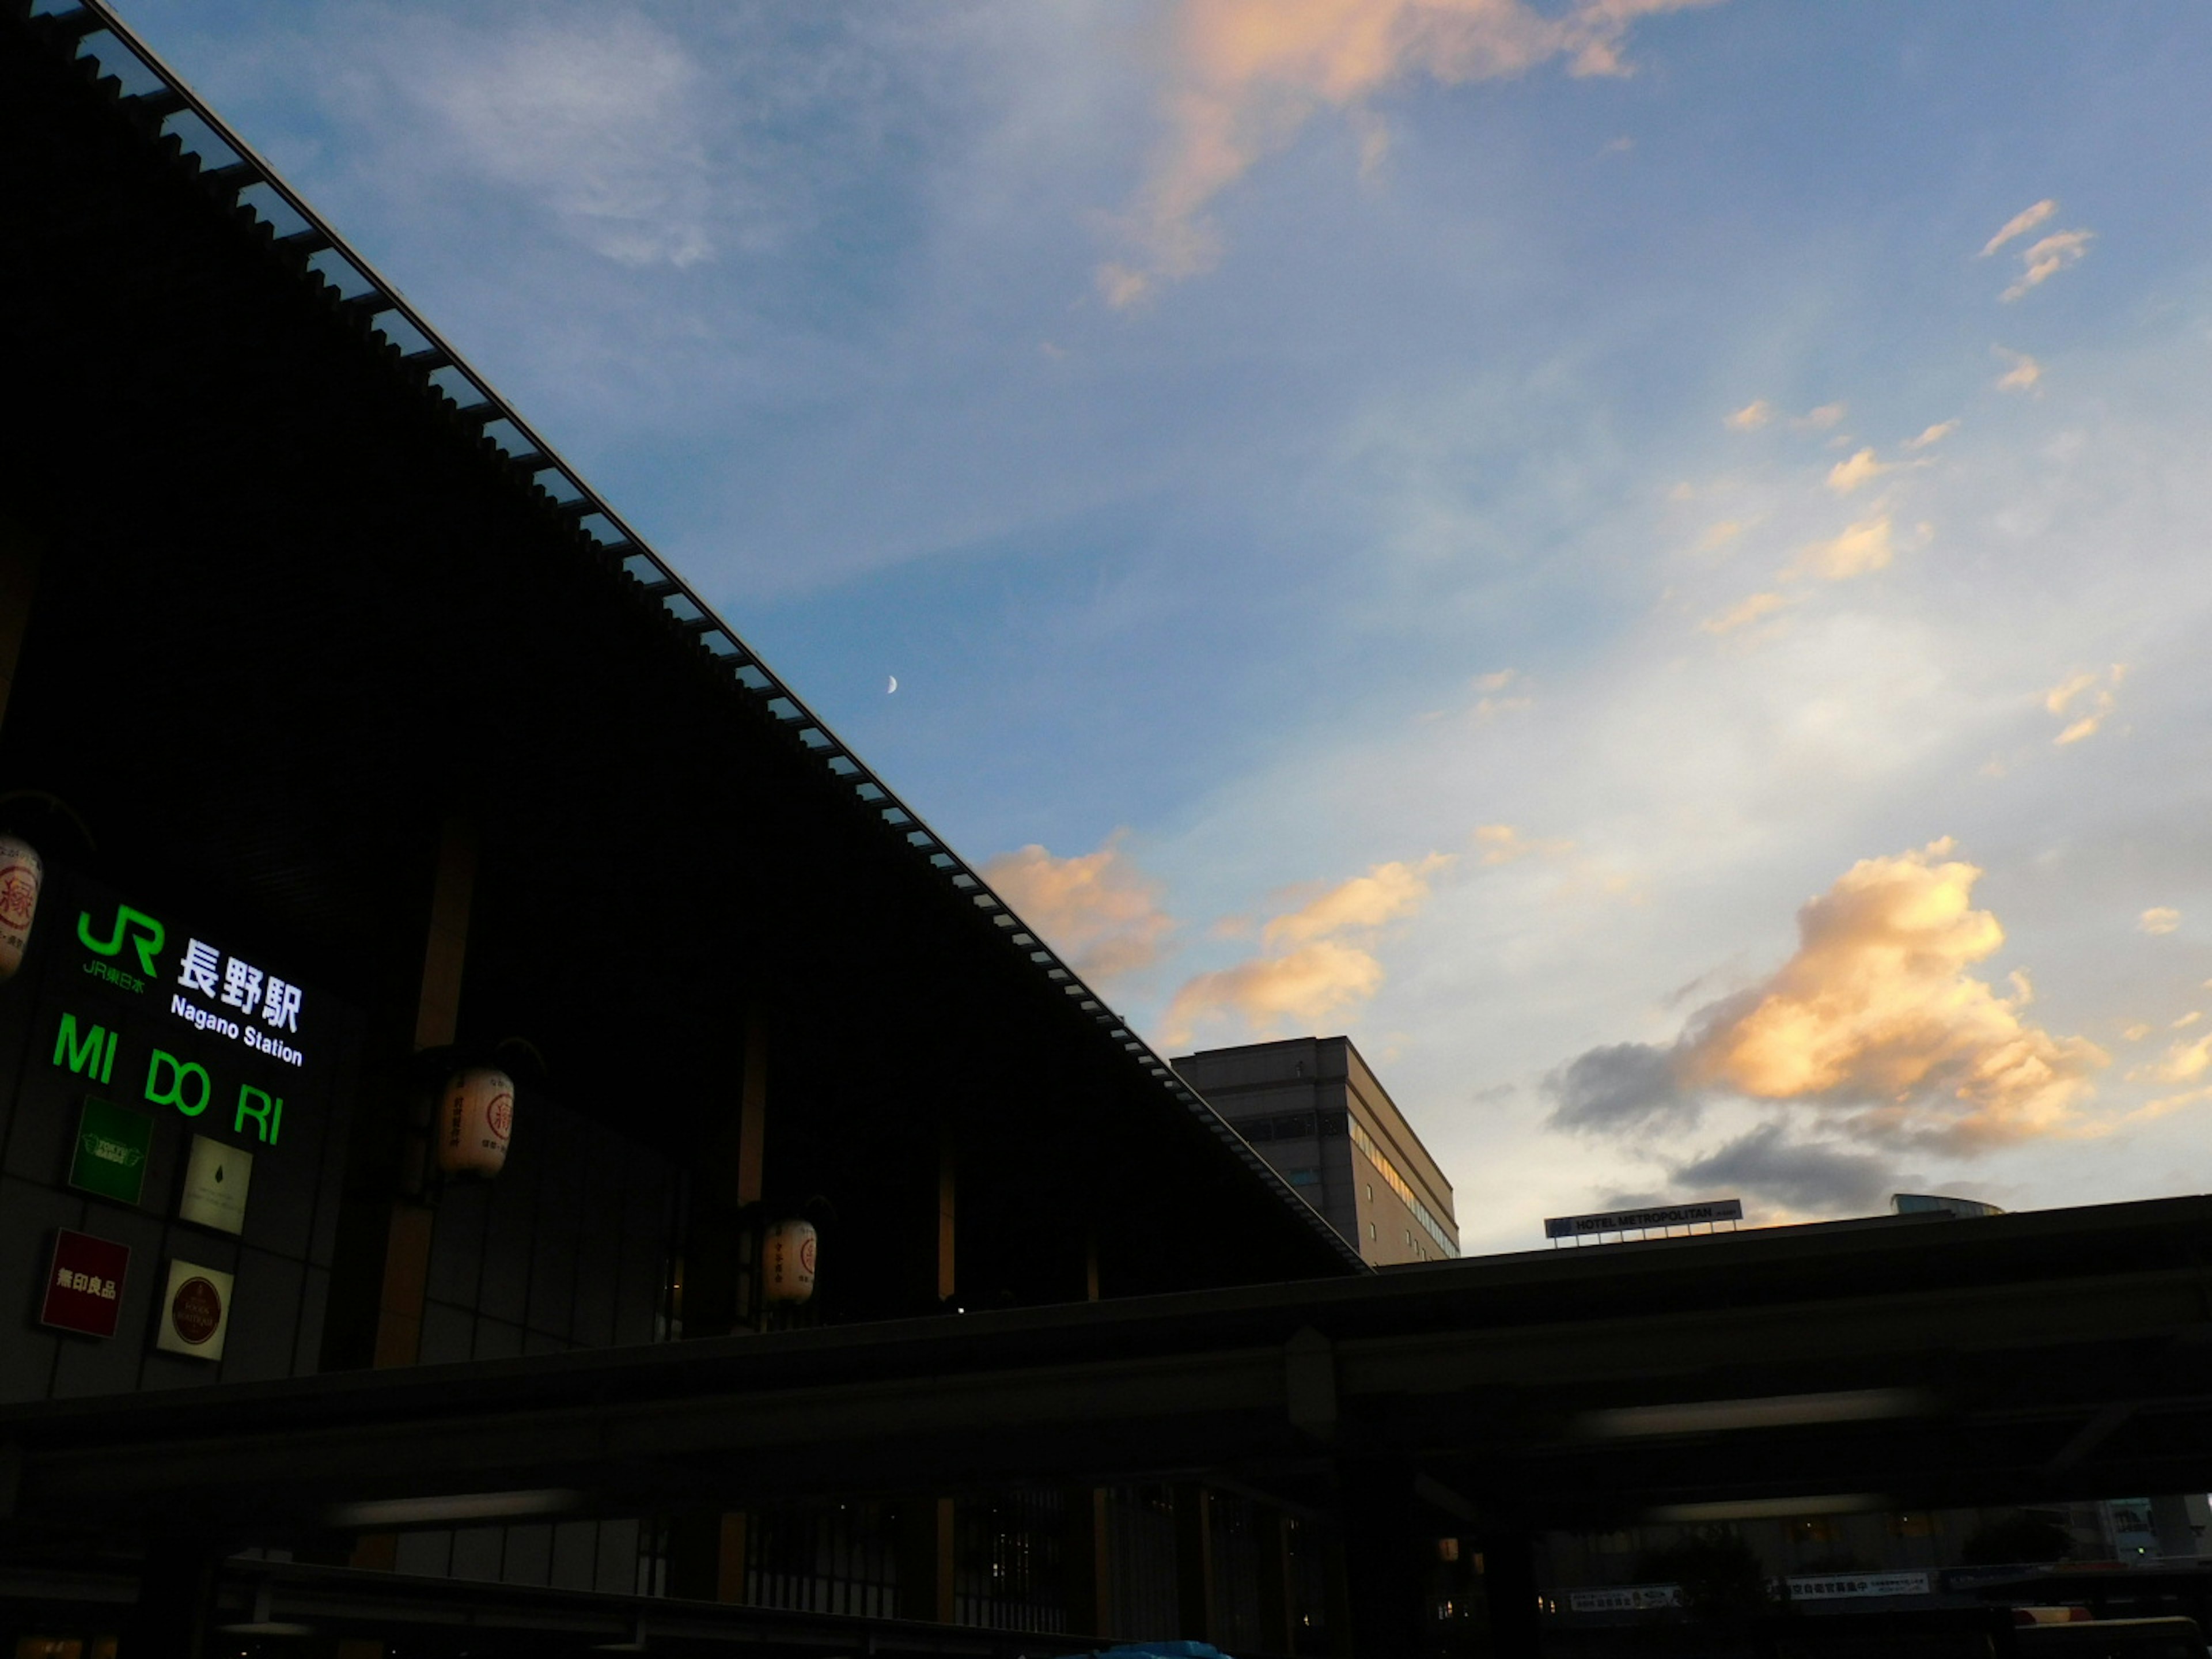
[0, 836, 41, 980]
[437, 1067, 514, 1178]
[762, 1217, 817, 1306]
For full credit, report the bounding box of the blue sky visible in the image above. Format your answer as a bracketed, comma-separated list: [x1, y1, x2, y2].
[108, 0, 2212, 1251]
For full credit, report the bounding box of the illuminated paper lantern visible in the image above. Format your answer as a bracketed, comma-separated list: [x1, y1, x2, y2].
[437, 1066, 514, 1177]
[762, 1217, 817, 1306]
[0, 835, 41, 980]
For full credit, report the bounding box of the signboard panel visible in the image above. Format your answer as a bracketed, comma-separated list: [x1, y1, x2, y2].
[40, 1229, 129, 1338]
[31, 868, 357, 1195]
[178, 1134, 251, 1234]
[67, 1096, 153, 1205]
[154, 1257, 233, 1361]
[1787, 1571, 1930, 1601]
[1569, 1585, 1681, 1614]
[1545, 1199, 1745, 1239]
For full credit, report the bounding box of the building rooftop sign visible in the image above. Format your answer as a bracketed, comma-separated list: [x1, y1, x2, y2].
[1544, 1199, 1744, 1241]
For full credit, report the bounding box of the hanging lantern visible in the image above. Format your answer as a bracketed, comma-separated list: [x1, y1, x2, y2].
[436, 1066, 514, 1177]
[762, 1217, 817, 1306]
[0, 836, 41, 981]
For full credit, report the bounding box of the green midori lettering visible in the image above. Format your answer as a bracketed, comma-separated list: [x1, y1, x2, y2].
[77, 903, 166, 978]
[52, 1013, 118, 1085]
[145, 1048, 211, 1117]
[233, 1083, 282, 1146]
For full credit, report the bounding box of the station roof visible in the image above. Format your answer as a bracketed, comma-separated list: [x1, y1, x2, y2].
[0, 1, 1365, 1286]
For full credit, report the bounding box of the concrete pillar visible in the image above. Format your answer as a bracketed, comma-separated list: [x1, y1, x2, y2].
[1336, 1461, 1421, 1659]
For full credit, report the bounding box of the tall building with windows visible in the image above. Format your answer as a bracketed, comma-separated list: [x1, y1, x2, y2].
[1172, 1035, 1459, 1266]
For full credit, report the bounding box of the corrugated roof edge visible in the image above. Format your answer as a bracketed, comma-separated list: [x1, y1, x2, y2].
[28, 0, 1369, 1276]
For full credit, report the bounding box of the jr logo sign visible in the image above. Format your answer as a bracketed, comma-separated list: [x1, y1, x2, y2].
[77, 903, 166, 978]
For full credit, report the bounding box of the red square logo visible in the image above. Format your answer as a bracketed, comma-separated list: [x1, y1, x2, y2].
[41, 1229, 130, 1338]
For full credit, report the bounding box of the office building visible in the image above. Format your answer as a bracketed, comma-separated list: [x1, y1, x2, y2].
[1172, 1036, 1459, 1266]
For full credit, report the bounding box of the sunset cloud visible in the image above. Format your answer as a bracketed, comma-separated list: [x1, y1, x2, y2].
[1788, 515, 1895, 581]
[1825, 448, 1891, 494]
[1165, 851, 1452, 1041]
[1724, 400, 1771, 431]
[1103, 0, 1721, 304]
[2001, 228, 2093, 302]
[2139, 907, 2181, 937]
[1979, 199, 2057, 258]
[982, 832, 1176, 983]
[1904, 419, 1959, 449]
[1994, 347, 2042, 393]
[1547, 840, 2107, 1161]
[1791, 402, 1847, 432]
[2044, 664, 2124, 745]
[1699, 590, 1789, 635]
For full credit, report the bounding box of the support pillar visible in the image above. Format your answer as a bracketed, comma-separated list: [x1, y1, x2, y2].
[1174, 1483, 1216, 1646]
[123, 1547, 219, 1659]
[1479, 1529, 1543, 1658]
[352, 815, 475, 1570]
[1255, 1508, 1294, 1657]
[1337, 1461, 1422, 1659]
[897, 1497, 956, 1624]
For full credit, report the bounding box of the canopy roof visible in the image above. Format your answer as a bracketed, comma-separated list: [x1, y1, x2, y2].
[0, 0, 1366, 1296]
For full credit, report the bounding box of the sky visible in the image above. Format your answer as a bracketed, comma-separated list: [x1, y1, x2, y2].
[99, 0, 2212, 1255]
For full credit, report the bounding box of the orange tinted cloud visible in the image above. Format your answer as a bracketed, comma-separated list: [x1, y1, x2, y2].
[2045, 664, 2124, 745]
[1264, 853, 1453, 946]
[1788, 515, 1895, 580]
[1547, 841, 2106, 1156]
[1104, 0, 1720, 304]
[1164, 939, 1387, 1041]
[1683, 841, 2105, 1151]
[981, 832, 1175, 983]
[1165, 851, 1452, 1041]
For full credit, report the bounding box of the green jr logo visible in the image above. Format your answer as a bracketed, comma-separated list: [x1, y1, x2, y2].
[78, 903, 165, 978]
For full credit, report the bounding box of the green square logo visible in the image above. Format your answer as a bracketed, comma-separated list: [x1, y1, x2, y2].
[69, 1097, 153, 1206]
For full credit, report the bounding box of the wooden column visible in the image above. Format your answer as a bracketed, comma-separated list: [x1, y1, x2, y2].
[369, 815, 476, 1370]
[351, 817, 475, 1571]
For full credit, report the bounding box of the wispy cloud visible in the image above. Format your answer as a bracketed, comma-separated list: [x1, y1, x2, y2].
[1724, 399, 1772, 431]
[1100, 0, 1722, 305]
[1165, 852, 1452, 1041]
[1994, 347, 2042, 393]
[2043, 664, 2124, 745]
[1904, 420, 1959, 449]
[1979, 198, 2057, 258]
[2001, 228, 2093, 302]
[2139, 907, 2181, 937]
[1825, 448, 1891, 494]
[1545, 840, 2107, 1162]
[1791, 402, 1847, 431]
[395, 12, 718, 267]
[1788, 514, 1896, 580]
[982, 832, 1176, 983]
[1699, 590, 1790, 635]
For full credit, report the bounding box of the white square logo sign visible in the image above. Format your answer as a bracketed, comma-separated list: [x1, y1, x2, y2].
[178, 1135, 252, 1235]
[155, 1258, 233, 1361]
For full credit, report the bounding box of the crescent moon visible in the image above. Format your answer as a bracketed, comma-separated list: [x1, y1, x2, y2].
[887, 675, 898, 694]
